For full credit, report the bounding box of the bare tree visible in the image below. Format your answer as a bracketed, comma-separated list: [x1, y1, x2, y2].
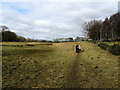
[0, 25, 10, 32]
[83, 20, 102, 40]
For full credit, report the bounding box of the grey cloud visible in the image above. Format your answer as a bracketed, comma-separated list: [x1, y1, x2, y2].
[1, 1, 118, 40]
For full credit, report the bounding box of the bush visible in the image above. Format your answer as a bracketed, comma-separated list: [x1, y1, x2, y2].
[98, 42, 120, 55]
[98, 42, 109, 50]
[108, 44, 120, 55]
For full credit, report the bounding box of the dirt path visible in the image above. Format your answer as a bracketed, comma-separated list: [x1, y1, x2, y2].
[65, 54, 81, 88]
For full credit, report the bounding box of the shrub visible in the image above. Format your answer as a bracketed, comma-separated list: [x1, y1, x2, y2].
[108, 44, 120, 55]
[98, 42, 109, 50]
[98, 42, 120, 55]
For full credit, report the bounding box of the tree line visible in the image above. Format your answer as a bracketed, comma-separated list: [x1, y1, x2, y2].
[0, 25, 40, 42]
[83, 12, 120, 41]
[1, 12, 119, 42]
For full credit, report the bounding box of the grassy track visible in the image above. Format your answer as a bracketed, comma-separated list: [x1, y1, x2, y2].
[2, 42, 119, 88]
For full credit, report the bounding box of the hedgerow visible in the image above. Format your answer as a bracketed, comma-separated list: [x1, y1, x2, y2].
[98, 42, 120, 55]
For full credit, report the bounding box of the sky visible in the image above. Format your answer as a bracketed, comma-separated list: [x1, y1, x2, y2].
[0, 0, 119, 40]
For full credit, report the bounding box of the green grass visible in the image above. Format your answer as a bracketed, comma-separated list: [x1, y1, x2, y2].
[104, 42, 120, 45]
[2, 42, 119, 88]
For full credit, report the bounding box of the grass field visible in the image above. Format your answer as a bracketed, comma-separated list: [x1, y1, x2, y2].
[105, 42, 120, 45]
[2, 42, 120, 88]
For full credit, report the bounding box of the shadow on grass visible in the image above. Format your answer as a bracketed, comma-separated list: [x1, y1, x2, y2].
[3, 48, 54, 57]
[20, 49, 54, 54]
[64, 54, 81, 88]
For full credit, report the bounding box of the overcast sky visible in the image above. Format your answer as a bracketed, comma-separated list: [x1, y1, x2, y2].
[0, 0, 119, 40]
